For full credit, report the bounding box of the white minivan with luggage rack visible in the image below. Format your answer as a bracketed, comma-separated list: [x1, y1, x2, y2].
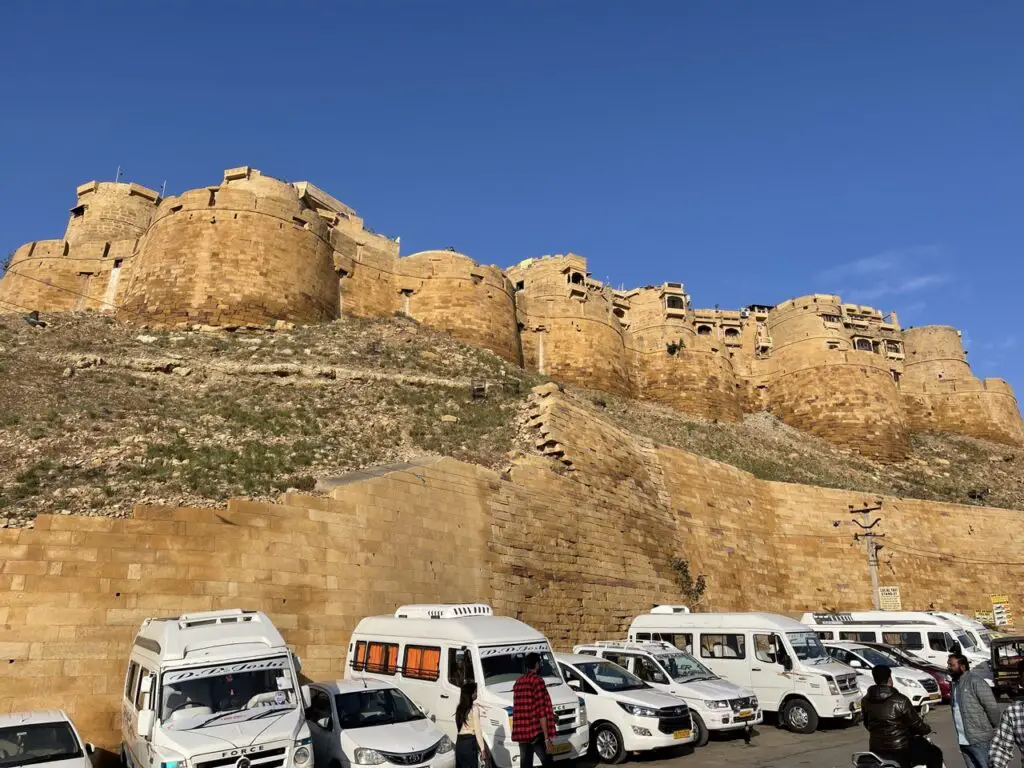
[345, 604, 589, 768]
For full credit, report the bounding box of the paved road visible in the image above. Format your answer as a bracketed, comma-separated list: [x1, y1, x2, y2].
[583, 705, 1022, 768]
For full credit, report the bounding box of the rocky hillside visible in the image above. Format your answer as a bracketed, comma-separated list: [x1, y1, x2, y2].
[1, 312, 1022, 528]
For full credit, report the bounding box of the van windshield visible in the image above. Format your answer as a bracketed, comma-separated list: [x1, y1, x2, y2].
[955, 631, 975, 650]
[480, 644, 562, 690]
[159, 656, 298, 729]
[786, 632, 830, 663]
[656, 652, 717, 682]
[0, 722, 83, 767]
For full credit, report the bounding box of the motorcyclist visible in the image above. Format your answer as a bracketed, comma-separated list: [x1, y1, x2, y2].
[862, 665, 944, 768]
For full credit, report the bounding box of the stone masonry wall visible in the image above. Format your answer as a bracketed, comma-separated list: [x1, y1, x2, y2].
[2, 388, 1022, 751]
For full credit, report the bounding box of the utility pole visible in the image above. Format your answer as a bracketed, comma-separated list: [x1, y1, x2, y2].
[849, 500, 884, 610]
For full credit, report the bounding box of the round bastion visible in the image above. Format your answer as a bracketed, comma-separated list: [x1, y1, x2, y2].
[64, 181, 160, 246]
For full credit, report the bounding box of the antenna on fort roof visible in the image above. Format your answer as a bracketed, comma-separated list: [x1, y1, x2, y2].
[115, 166, 123, 183]
[160, 181, 167, 198]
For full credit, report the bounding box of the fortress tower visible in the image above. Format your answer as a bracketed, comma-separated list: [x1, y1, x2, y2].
[506, 255, 630, 395]
[2, 164, 1021, 459]
[763, 295, 910, 460]
[901, 326, 1024, 445]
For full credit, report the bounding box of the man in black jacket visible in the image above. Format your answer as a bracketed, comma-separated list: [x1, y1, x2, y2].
[862, 665, 945, 768]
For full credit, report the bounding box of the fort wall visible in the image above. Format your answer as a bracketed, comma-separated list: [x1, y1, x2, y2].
[0, 388, 1021, 749]
[1, 167, 1021, 453]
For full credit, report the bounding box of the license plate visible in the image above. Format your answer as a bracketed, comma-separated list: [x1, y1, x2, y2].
[739, 709, 753, 717]
[549, 743, 571, 755]
[854, 700, 862, 710]
[928, 694, 940, 701]
[673, 730, 691, 740]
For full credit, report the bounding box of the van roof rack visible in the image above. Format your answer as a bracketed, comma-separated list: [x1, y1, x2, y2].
[585, 640, 679, 652]
[650, 605, 691, 614]
[394, 604, 493, 619]
[176, 609, 259, 629]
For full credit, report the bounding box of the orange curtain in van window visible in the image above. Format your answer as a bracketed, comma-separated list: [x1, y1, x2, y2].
[422, 647, 440, 679]
[368, 643, 385, 672]
[387, 644, 399, 673]
[355, 641, 368, 670]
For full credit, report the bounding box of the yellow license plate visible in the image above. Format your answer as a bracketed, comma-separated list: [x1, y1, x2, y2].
[854, 700, 862, 710]
[928, 694, 940, 701]
[549, 743, 571, 755]
[673, 730, 691, 740]
[739, 709, 753, 717]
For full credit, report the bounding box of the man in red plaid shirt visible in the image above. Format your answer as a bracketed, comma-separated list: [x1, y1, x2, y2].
[512, 653, 555, 768]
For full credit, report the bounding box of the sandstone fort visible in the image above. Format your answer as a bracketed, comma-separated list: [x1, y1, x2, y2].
[2, 165, 1021, 459]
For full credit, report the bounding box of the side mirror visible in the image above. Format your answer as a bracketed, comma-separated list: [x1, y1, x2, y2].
[301, 684, 312, 708]
[849, 659, 863, 669]
[951, 643, 962, 655]
[85, 744, 95, 755]
[568, 679, 581, 691]
[137, 710, 155, 740]
[781, 654, 793, 671]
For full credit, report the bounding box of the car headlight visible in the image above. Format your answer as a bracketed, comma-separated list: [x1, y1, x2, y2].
[292, 746, 311, 766]
[354, 748, 387, 765]
[944, 674, 952, 682]
[896, 677, 920, 688]
[578, 697, 587, 726]
[824, 676, 840, 695]
[436, 736, 454, 754]
[617, 702, 659, 717]
[703, 700, 730, 710]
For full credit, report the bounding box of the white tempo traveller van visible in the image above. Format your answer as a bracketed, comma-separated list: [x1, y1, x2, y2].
[628, 607, 861, 734]
[346, 604, 589, 768]
[121, 609, 312, 768]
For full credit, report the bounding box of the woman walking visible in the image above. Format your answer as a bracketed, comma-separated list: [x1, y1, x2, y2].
[455, 682, 487, 768]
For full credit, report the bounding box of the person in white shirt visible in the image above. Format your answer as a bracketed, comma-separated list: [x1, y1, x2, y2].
[455, 682, 488, 768]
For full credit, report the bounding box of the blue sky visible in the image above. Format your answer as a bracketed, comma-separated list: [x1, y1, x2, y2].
[2, 2, 1021, 392]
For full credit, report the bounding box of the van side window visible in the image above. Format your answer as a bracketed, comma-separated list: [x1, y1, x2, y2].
[448, 648, 476, 687]
[634, 633, 651, 641]
[366, 642, 399, 675]
[840, 631, 876, 642]
[882, 632, 923, 651]
[352, 641, 368, 671]
[134, 669, 151, 710]
[653, 633, 693, 653]
[600, 652, 634, 670]
[928, 632, 951, 652]
[753, 634, 776, 663]
[701, 634, 745, 659]
[308, 689, 333, 731]
[125, 661, 140, 699]
[404, 646, 441, 681]
[815, 631, 835, 640]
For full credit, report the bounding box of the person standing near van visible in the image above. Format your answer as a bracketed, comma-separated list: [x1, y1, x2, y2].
[512, 653, 555, 768]
[988, 660, 1024, 768]
[948, 653, 1001, 768]
[456, 682, 487, 768]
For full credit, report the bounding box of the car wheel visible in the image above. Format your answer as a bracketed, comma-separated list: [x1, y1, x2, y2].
[593, 723, 626, 764]
[691, 713, 710, 747]
[782, 698, 819, 734]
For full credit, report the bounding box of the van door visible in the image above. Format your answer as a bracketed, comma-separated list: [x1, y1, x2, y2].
[127, 667, 155, 768]
[749, 633, 789, 713]
[121, 661, 140, 767]
[697, 632, 752, 690]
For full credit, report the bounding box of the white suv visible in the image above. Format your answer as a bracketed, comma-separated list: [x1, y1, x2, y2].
[0, 710, 94, 768]
[555, 653, 694, 764]
[306, 680, 455, 768]
[573, 641, 760, 747]
[822, 642, 942, 711]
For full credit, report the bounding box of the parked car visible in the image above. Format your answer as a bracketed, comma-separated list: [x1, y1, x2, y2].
[990, 635, 1024, 698]
[573, 641, 760, 747]
[861, 642, 951, 703]
[0, 710, 94, 768]
[306, 679, 455, 768]
[555, 653, 694, 763]
[822, 642, 941, 711]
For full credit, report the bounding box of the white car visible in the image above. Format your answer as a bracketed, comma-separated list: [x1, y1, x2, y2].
[823, 642, 942, 710]
[573, 641, 761, 746]
[555, 653, 694, 764]
[0, 710, 94, 768]
[306, 680, 455, 768]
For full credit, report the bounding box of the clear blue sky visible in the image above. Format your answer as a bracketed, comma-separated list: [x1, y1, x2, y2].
[2, 2, 1022, 393]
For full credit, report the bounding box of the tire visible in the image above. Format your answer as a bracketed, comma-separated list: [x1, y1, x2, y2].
[781, 698, 819, 734]
[593, 723, 627, 764]
[691, 713, 710, 747]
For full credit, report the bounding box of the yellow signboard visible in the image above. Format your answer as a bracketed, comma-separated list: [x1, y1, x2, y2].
[991, 594, 1010, 605]
[878, 586, 902, 611]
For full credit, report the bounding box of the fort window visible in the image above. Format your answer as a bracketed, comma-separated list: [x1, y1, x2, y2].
[471, 273, 483, 285]
[114, 259, 123, 268]
[822, 314, 840, 323]
[854, 338, 873, 352]
[886, 341, 902, 354]
[170, 204, 183, 213]
[892, 371, 901, 384]
[102, 242, 111, 259]
[207, 189, 218, 206]
[515, 280, 524, 291]
[826, 341, 840, 350]
[63, 241, 70, 256]
[568, 272, 585, 285]
[697, 325, 712, 335]
[666, 295, 685, 310]
[70, 204, 86, 218]
[724, 327, 740, 338]
[613, 307, 625, 319]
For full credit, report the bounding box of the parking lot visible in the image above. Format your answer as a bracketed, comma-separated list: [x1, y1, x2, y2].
[586, 705, 1020, 768]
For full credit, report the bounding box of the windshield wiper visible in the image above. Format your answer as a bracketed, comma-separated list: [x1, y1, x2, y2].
[247, 705, 292, 721]
[197, 708, 247, 728]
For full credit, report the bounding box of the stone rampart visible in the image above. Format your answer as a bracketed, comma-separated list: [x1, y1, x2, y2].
[1, 388, 1022, 749]
[64, 182, 159, 246]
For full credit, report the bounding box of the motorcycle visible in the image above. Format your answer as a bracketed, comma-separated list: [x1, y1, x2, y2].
[850, 704, 947, 768]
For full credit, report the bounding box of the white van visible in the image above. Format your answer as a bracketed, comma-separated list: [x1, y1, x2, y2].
[801, 611, 990, 668]
[628, 607, 861, 734]
[121, 609, 312, 768]
[554, 653, 694, 763]
[346, 604, 588, 768]
[572, 641, 760, 747]
[928, 612, 993, 655]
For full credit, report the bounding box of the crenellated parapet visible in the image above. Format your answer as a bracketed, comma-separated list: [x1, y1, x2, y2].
[1, 166, 1020, 457]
